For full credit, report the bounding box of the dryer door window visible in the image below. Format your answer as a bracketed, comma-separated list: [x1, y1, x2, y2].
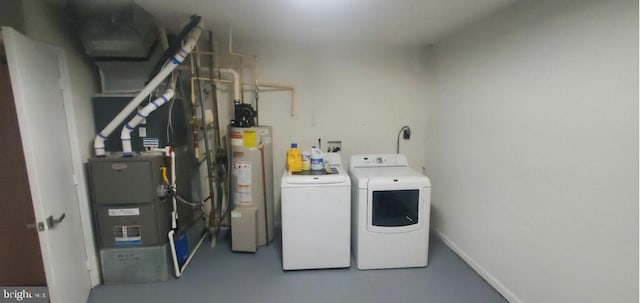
[366, 176, 426, 234]
[372, 190, 419, 227]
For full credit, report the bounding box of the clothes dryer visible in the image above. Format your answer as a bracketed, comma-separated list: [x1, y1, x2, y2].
[349, 154, 431, 270]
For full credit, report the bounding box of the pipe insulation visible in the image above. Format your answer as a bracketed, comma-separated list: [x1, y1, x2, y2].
[120, 88, 175, 156]
[94, 19, 204, 156]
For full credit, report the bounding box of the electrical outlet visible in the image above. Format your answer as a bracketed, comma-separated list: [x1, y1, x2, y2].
[403, 128, 411, 139]
[327, 140, 342, 153]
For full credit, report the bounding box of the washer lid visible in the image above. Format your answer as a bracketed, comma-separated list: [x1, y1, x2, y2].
[284, 167, 348, 185]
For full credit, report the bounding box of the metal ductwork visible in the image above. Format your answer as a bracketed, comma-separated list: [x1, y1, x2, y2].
[73, 0, 157, 59]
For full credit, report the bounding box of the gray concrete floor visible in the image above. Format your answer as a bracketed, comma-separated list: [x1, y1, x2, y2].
[88, 232, 507, 303]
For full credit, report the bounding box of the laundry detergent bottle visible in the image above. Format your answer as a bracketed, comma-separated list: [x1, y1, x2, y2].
[287, 143, 302, 172]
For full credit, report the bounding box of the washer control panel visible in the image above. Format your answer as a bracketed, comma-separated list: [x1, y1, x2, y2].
[350, 154, 409, 168]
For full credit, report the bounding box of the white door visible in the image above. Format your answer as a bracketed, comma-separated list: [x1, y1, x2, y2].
[2, 27, 92, 303]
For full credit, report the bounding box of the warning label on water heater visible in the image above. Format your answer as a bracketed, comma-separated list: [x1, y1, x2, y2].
[243, 130, 257, 149]
[232, 161, 252, 205]
[230, 131, 243, 147]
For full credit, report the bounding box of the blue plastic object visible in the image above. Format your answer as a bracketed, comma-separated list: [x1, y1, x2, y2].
[175, 233, 189, 267]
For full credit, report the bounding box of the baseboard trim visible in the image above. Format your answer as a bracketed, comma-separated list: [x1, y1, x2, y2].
[433, 229, 524, 303]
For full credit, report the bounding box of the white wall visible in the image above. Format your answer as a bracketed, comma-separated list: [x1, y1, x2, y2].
[20, 0, 101, 286]
[21, 0, 98, 160]
[426, 1, 638, 303]
[211, 41, 430, 221]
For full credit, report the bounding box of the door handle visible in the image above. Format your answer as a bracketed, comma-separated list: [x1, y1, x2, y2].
[46, 213, 66, 230]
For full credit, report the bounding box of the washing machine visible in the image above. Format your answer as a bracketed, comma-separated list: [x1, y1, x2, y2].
[349, 154, 431, 270]
[281, 153, 351, 270]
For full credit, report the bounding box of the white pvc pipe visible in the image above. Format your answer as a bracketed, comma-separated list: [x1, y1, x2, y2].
[168, 230, 181, 277]
[170, 148, 177, 229]
[120, 88, 175, 156]
[218, 68, 241, 102]
[94, 20, 204, 157]
[168, 229, 207, 278]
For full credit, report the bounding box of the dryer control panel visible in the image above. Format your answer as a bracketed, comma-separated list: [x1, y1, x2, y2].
[350, 154, 409, 168]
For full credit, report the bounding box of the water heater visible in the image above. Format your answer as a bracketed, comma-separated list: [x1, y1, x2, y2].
[228, 126, 275, 251]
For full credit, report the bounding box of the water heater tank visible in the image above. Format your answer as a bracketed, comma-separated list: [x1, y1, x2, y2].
[229, 126, 275, 250]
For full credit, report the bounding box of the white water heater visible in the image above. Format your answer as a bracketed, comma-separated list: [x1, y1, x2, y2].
[229, 126, 275, 251]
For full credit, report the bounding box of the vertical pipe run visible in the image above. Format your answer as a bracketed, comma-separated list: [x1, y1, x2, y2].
[208, 31, 221, 150]
[259, 143, 269, 244]
[170, 148, 177, 229]
[208, 31, 226, 235]
[194, 45, 217, 229]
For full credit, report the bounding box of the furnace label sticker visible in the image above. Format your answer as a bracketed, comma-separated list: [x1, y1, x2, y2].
[232, 161, 252, 205]
[114, 225, 142, 246]
[108, 208, 140, 216]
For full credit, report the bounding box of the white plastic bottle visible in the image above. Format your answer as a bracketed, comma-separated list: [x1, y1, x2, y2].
[310, 146, 323, 170]
[302, 151, 311, 171]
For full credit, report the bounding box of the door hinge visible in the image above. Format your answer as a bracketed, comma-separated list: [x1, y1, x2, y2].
[72, 173, 79, 186]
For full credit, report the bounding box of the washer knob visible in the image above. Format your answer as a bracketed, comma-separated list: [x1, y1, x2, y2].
[376, 157, 383, 163]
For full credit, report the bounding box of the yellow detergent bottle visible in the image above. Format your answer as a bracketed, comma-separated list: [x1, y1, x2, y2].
[286, 143, 302, 172]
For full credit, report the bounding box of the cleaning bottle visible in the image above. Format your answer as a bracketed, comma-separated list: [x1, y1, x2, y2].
[311, 146, 323, 171]
[286, 143, 302, 172]
[302, 151, 311, 171]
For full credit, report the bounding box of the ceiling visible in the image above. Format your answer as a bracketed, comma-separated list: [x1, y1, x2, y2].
[133, 0, 515, 46]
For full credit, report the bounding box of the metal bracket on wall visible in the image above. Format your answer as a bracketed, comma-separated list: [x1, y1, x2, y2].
[26, 221, 46, 232]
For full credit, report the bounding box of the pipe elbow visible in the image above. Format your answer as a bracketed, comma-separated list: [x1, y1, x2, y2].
[174, 21, 204, 64]
[180, 21, 204, 53]
[120, 124, 133, 140]
[218, 68, 241, 101]
[220, 68, 240, 81]
[164, 88, 176, 99]
[94, 135, 106, 157]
